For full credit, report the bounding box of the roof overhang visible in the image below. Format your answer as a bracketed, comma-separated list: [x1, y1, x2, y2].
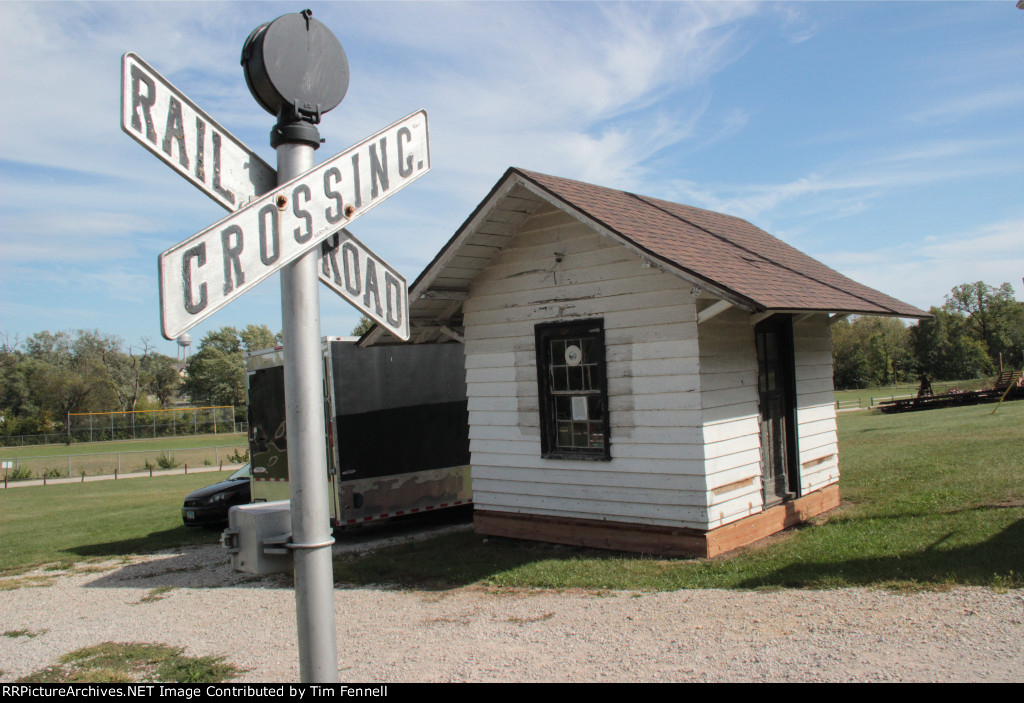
[362, 168, 930, 346]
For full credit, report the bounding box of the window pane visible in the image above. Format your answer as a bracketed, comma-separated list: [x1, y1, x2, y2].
[572, 423, 589, 447]
[581, 337, 593, 362]
[551, 365, 568, 391]
[551, 340, 566, 364]
[568, 365, 584, 391]
[557, 422, 572, 447]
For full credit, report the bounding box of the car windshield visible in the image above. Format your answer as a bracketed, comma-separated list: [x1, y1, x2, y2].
[228, 464, 252, 481]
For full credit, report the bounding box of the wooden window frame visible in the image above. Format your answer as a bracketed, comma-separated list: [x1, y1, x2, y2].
[534, 318, 611, 461]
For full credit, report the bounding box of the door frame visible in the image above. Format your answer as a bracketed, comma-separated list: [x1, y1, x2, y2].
[754, 314, 800, 507]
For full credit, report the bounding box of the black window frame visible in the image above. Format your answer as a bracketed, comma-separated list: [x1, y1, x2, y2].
[534, 318, 611, 461]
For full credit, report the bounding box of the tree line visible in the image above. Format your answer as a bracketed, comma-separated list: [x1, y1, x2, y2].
[832, 281, 1024, 389]
[0, 330, 181, 436]
[0, 324, 280, 437]
[2, 281, 1019, 435]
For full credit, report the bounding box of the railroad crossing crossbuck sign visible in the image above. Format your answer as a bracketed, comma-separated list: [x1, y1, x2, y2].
[120, 52, 421, 341]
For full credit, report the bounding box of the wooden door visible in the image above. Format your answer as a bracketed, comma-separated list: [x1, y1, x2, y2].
[755, 316, 798, 507]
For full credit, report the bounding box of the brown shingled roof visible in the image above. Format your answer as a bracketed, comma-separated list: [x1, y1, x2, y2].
[514, 169, 929, 317]
[365, 168, 929, 345]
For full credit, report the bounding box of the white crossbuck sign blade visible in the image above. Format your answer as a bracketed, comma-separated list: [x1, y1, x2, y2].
[123, 52, 406, 334]
[121, 52, 276, 210]
[158, 109, 429, 340]
[320, 230, 410, 340]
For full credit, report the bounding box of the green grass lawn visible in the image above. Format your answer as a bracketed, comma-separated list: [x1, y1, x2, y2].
[334, 400, 1024, 591]
[0, 474, 223, 574]
[3, 402, 1021, 592]
[0, 434, 247, 480]
[0, 433, 246, 460]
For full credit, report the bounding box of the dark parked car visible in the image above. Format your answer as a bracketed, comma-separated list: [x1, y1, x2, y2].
[182, 464, 252, 526]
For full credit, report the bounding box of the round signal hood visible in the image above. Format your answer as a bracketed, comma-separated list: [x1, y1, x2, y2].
[241, 9, 349, 122]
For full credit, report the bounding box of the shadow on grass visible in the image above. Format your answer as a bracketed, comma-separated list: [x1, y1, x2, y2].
[332, 529, 667, 591]
[332, 507, 1024, 592]
[734, 513, 1024, 590]
[68, 525, 221, 561]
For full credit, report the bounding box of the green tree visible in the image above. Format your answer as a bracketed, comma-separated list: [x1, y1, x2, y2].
[351, 316, 374, 336]
[182, 325, 279, 409]
[182, 328, 244, 408]
[909, 307, 993, 381]
[944, 281, 1022, 369]
[21, 330, 118, 419]
[100, 339, 153, 412]
[149, 357, 182, 408]
[0, 330, 187, 436]
[239, 324, 279, 352]
[0, 331, 19, 372]
[832, 316, 911, 388]
[831, 318, 872, 389]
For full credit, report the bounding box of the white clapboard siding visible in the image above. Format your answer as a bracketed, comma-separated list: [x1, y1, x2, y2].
[798, 428, 838, 454]
[697, 308, 764, 523]
[793, 317, 839, 495]
[706, 489, 763, 529]
[477, 478, 704, 505]
[465, 378, 529, 398]
[606, 440, 705, 460]
[464, 208, 715, 529]
[795, 376, 835, 396]
[609, 392, 703, 412]
[472, 490, 710, 525]
[468, 395, 538, 413]
[472, 465, 710, 492]
[465, 302, 694, 343]
[466, 265, 678, 312]
[705, 460, 763, 490]
[796, 403, 836, 424]
[607, 338, 700, 362]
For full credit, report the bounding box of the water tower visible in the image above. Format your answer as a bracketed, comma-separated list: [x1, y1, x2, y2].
[177, 333, 192, 362]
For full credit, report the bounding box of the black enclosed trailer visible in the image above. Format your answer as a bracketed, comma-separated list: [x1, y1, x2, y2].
[244, 337, 471, 525]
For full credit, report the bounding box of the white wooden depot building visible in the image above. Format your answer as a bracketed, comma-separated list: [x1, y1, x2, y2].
[364, 168, 928, 557]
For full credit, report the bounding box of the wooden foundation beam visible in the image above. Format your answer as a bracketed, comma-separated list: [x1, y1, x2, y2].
[704, 484, 840, 557]
[474, 484, 841, 559]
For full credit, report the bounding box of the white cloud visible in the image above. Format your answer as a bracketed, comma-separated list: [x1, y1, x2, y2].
[314, 0, 758, 189]
[768, 2, 819, 44]
[907, 87, 1024, 125]
[1, 1, 1018, 354]
[655, 132, 1023, 227]
[821, 217, 1024, 310]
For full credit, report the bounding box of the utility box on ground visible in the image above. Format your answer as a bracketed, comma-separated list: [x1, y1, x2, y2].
[222, 500, 293, 575]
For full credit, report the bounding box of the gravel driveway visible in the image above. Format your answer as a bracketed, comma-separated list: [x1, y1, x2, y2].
[1, 525, 1022, 683]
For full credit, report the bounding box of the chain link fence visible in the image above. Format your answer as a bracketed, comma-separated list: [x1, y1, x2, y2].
[1, 443, 249, 483]
[65, 406, 237, 443]
[0, 433, 70, 448]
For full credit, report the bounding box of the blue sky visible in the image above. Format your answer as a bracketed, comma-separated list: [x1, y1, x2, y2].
[1, 1, 1022, 357]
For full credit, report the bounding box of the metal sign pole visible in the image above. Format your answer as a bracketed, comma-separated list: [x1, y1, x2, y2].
[122, 10, 426, 680]
[278, 138, 339, 683]
[247, 12, 348, 680]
